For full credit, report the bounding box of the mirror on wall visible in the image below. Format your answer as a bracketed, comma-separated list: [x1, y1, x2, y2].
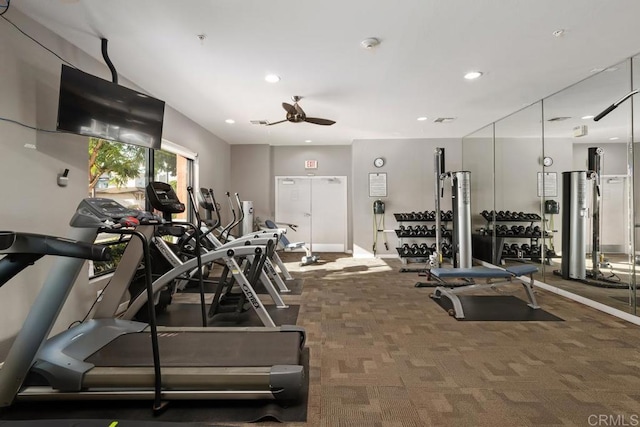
[630, 54, 640, 316]
[493, 102, 545, 278]
[542, 58, 634, 314]
[461, 124, 495, 264]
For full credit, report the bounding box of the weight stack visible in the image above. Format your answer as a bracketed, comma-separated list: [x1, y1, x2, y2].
[561, 171, 587, 280]
[452, 171, 472, 268]
[241, 200, 254, 235]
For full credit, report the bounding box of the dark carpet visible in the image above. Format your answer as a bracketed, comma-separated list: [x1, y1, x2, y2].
[0, 349, 310, 424]
[180, 278, 304, 295]
[0, 421, 210, 427]
[432, 295, 564, 321]
[155, 303, 300, 327]
[178, 282, 220, 294]
[611, 295, 634, 304]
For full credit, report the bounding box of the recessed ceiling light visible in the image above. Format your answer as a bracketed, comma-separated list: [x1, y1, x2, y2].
[610, 137, 619, 140]
[552, 29, 565, 37]
[464, 71, 483, 80]
[305, 139, 312, 143]
[417, 117, 428, 121]
[225, 119, 235, 124]
[581, 115, 594, 120]
[265, 74, 280, 83]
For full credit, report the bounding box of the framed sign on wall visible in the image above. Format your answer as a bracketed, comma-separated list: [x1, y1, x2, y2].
[369, 172, 387, 197]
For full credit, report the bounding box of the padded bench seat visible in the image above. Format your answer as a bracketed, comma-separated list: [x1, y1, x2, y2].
[431, 265, 538, 279]
[429, 264, 540, 319]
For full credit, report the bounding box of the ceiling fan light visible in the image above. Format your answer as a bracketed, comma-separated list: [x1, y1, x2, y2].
[464, 71, 483, 80]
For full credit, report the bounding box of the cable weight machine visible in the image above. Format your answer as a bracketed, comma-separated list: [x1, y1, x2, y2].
[557, 147, 623, 287]
[433, 148, 472, 269]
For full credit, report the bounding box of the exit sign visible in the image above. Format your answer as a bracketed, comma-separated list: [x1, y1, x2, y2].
[305, 160, 318, 169]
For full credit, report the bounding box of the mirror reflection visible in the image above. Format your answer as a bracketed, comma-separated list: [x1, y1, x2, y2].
[494, 103, 544, 278]
[462, 124, 495, 265]
[542, 59, 632, 314]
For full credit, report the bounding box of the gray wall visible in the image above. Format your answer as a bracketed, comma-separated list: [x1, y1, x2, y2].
[230, 144, 271, 225]
[0, 10, 230, 341]
[351, 138, 462, 257]
[230, 145, 353, 246]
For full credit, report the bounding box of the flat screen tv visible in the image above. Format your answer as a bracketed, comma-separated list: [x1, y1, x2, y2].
[56, 65, 165, 149]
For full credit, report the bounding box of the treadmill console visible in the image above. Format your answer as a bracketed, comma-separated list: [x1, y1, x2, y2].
[147, 182, 185, 215]
[77, 198, 141, 221]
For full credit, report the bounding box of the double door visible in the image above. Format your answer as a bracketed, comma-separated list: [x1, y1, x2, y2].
[275, 176, 347, 252]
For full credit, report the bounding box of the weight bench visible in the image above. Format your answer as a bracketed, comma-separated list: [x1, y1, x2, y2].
[429, 265, 540, 319]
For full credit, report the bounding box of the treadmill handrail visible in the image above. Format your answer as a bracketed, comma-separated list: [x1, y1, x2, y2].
[0, 231, 111, 261]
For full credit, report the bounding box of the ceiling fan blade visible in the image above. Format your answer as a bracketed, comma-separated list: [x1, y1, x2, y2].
[294, 102, 305, 116]
[304, 117, 336, 126]
[266, 119, 288, 126]
[282, 103, 296, 114]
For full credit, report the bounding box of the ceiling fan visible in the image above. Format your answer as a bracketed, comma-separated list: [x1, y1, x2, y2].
[262, 96, 336, 126]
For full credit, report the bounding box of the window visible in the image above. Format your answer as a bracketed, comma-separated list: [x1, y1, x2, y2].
[87, 138, 197, 277]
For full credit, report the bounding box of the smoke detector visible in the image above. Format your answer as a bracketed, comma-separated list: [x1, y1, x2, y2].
[361, 38, 381, 49]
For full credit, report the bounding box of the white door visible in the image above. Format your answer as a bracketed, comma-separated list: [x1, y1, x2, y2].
[275, 177, 312, 244]
[275, 176, 347, 252]
[600, 175, 629, 253]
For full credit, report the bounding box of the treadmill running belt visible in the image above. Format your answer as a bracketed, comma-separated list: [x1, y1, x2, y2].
[86, 331, 302, 367]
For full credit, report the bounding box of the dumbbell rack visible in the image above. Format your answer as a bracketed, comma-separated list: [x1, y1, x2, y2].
[394, 211, 453, 264]
[478, 211, 556, 264]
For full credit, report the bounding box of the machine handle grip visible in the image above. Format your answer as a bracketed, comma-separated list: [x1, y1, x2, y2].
[593, 104, 617, 122]
[0, 231, 111, 261]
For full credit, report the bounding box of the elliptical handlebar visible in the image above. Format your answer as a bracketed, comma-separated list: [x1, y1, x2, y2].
[207, 189, 222, 229]
[219, 192, 237, 243]
[235, 193, 244, 225]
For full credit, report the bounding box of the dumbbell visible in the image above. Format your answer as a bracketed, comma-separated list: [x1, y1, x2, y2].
[521, 244, 531, 255]
[410, 244, 420, 256]
[419, 243, 430, 255]
[532, 226, 541, 236]
[481, 210, 490, 219]
[546, 248, 556, 257]
[530, 245, 541, 257]
[441, 243, 452, 257]
[502, 243, 510, 256]
[508, 244, 519, 257]
[400, 243, 411, 256]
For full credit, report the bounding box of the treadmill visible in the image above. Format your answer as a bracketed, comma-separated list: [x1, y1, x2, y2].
[0, 198, 306, 410]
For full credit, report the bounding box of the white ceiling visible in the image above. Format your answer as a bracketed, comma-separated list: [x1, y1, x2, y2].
[11, 0, 640, 145]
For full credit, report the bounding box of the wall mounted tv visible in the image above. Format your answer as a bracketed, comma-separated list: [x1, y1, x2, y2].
[56, 64, 165, 149]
